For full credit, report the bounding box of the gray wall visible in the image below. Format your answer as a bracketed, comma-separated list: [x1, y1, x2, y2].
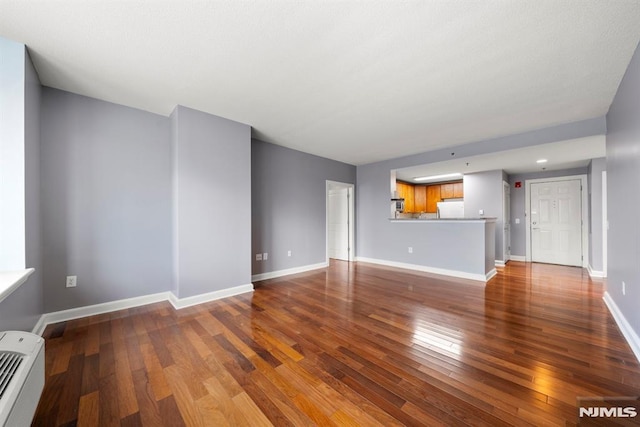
[0, 40, 43, 332]
[251, 140, 356, 275]
[356, 119, 605, 267]
[606, 40, 640, 334]
[507, 167, 588, 258]
[41, 88, 173, 312]
[172, 106, 251, 297]
[588, 158, 606, 272]
[23, 49, 43, 330]
[463, 170, 504, 261]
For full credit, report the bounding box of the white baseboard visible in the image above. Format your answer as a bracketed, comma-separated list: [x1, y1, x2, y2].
[603, 292, 640, 364]
[587, 264, 606, 278]
[355, 257, 490, 283]
[509, 255, 526, 262]
[251, 262, 328, 282]
[32, 284, 255, 336]
[31, 314, 48, 337]
[32, 291, 170, 335]
[168, 284, 254, 309]
[486, 268, 497, 282]
[495, 260, 506, 267]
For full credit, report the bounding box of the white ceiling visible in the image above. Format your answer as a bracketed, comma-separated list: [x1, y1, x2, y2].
[1, 1, 639, 165]
[394, 135, 606, 182]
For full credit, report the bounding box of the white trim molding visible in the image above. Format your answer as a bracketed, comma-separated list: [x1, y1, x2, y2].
[587, 264, 606, 279]
[168, 284, 253, 309]
[509, 255, 526, 262]
[251, 262, 328, 282]
[32, 291, 170, 336]
[0, 268, 35, 304]
[356, 257, 492, 283]
[495, 260, 506, 268]
[603, 292, 640, 364]
[32, 284, 255, 336]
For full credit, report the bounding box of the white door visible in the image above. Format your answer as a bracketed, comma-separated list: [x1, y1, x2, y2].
[503, 181, 511, 262]
[328, 188, 349, 261]
[530, 179, 582, 266]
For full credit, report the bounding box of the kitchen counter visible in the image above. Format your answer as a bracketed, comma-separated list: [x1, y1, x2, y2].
[359, 217, 497, 283]
[389, 217, 497, 222]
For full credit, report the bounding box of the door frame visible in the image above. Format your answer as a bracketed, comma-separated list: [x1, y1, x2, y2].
[502, 180, 511, 264]
[326, 180, 355, 263]
[602, 170, 608, 277]
[524, 174, 588, 267]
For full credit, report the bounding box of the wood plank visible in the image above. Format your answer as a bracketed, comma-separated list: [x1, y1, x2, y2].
[98, 373, 121, 427]
[163, 364, 205, 426]
[231, 391, 274, 427]
[138, 333, 172, 401]
[77, 391, 99, 427]
[112, 335, 139, 419]
[130, 368, 164, 426]
[157, 395, 186, 427]
[56, 353, 84, 425]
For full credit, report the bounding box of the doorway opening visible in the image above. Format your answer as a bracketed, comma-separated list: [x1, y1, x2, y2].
[525, 175, 588, 267]
[502, 181, 511, 265]
[326, 181, 355, 263]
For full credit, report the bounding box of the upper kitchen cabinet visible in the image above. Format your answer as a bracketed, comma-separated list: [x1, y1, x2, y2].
[414, 185, 427, 212]
[440, 183, 454, 199]
[426, 185, 441, 213]
[453, 182, 463, 198]
[396, 181, 415, 212]
[439, 181, 464, 200]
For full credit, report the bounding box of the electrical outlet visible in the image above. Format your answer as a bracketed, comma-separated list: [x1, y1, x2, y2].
[255, 253, 262, 261]
[479, 209, 484, 215]
[623, 281, 626, 295]
[408, 247, 413, 254]
[66, 275, 77, 288]
[263, 252, 268, 260]
[515, 218, 520, 224]
[287, 250, 292, 257]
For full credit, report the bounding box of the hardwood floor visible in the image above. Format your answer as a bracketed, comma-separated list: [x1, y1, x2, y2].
[33, 261, 640, 426]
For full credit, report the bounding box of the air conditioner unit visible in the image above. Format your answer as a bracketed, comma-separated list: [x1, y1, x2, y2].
[0, 331, 45, 427]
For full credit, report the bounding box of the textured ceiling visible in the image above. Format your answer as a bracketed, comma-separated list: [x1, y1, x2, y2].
[1, 1, 639, 165]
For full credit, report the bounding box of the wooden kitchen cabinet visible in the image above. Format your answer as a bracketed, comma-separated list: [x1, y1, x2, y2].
[453, 182, 464, 198]
[426, 185, 441, 213]
[396, 180, 463, 213]
[414, 185, 427, 212]
[441, 183, 454, 199]
[440, 181, 463, 200]
[396, 181, 415, 212]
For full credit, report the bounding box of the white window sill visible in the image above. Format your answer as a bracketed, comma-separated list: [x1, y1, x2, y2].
[0, 268, 35, 304]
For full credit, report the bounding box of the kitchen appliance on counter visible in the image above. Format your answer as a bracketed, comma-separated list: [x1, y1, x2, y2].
[391, 198, 405, 212]
[437, 201, 464, 218]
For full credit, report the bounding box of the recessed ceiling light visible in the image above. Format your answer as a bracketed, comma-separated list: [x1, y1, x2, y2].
[536, 159, 548, 164]
[414, 173, 462, 182]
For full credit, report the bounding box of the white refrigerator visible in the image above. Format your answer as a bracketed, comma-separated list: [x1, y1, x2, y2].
[437, 201, 464, 218]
